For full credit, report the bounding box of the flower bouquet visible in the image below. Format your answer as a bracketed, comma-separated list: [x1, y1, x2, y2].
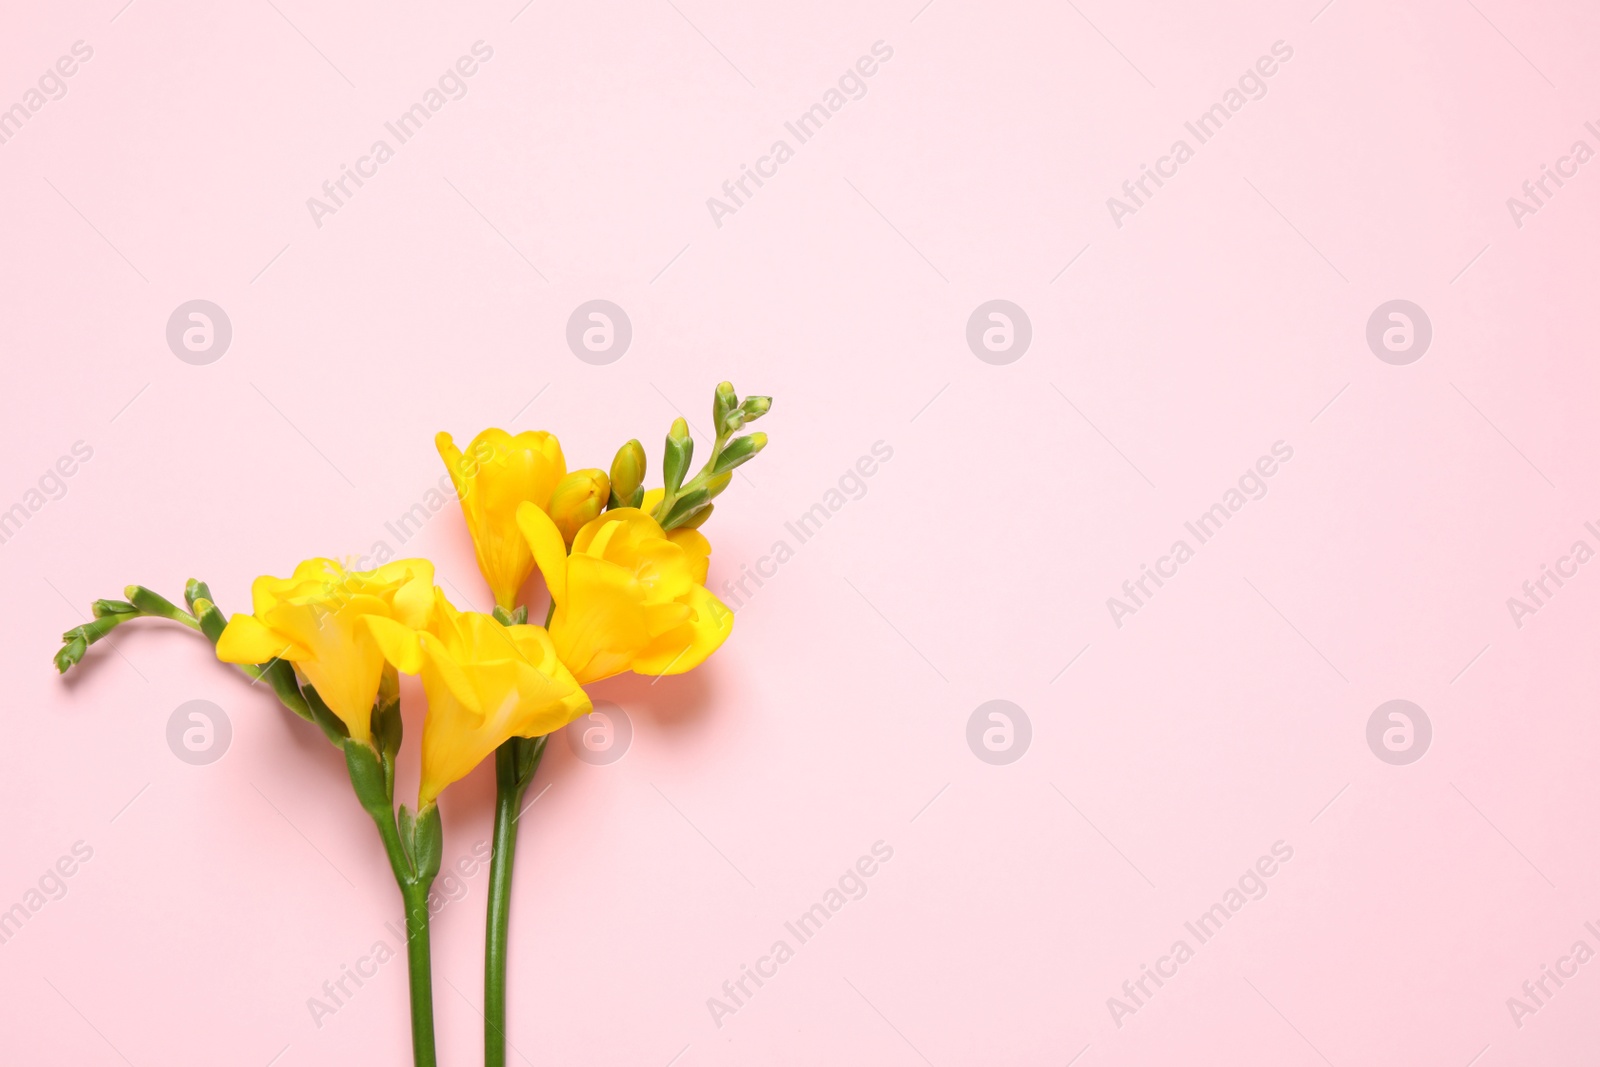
[54, 382, 771, 1066]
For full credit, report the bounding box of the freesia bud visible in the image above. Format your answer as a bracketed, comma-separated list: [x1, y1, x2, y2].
[679, 503, 714, 529]
[184, 579, 212, 614]
[712, 432, 766, 475]
[660, 486, 711, 531]
[663, 418, 693, 493]
[740, 395, 772, 421]
[92, 599, 138, 619]
[608, 439, 646, 508]
[548, 469, 611, 545]
[125, 584, 190, 622]
[714, 381, 741, 434]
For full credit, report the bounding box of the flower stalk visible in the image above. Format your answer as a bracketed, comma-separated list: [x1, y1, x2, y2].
[484, 734, 547, 1067]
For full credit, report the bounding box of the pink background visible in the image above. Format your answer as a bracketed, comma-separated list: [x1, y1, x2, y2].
[4, 0, 1599, 1063]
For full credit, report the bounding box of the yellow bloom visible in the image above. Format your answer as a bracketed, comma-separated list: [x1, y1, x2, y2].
[366, 589, 590, 808]
[437, 428, 567, 610]
[547, 469, 610, 546]
[215, 558, 434, 744]
[516, 503, 733, 684]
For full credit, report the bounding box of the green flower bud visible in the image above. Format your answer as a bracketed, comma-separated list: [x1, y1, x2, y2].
[184, 579, 213, 614]
[660, 485, 711, 530]
[549, 469, 611, 544]
[54, 634, 87, 674]
[125, 585, 189, 623]
[92, 599, 138, 619]
[608, 439, 647, 506]
[192, 598, 228, 645]
[712, 432, 767, 475]
[680, 503, 715, 530]
[663, 417, 693, 494]
[740, 395, 772, 421]
[713, 381, 738, 429]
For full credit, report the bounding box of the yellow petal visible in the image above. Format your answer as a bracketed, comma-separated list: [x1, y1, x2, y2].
[414, 617, 590, 808]
[420, 634, 485, 720]
[216, 614, 306, 663]
[435, 431, 467, 499]
[668, 529, 712, 586]
[363, 616, 424, 674]
[633, 585, 734, 677]
[550, 555, 655, 684]
[377, 559, 435, 628]
[516, 501, 569, 605]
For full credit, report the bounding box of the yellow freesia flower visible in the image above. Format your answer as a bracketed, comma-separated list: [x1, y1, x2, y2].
[366, 589, 590, 808]
[516, 503, 733, 684]
[214, 558, 435, 744]
[437, 428, 567, 610]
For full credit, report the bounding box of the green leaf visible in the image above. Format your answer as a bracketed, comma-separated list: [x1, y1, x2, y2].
[303, 685, 351, 745]
[410, 805, 444, 883]
[375, 698, 403, 763]
[343, 742, 390, 817]
[397, 804, 417, 868]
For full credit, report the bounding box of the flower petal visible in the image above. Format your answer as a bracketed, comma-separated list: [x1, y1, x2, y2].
[363, 616, 424, 674]
[216, 614, 306, 663]
[516, 501, 569, 605]
[633, 585, 734, 677]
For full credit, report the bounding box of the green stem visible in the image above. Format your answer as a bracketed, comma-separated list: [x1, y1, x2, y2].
[347, 744, 440, 1067]
[400, 882, 439, 1067]
[484, 736, 548, 1067]
[485, 745, 523, 1067]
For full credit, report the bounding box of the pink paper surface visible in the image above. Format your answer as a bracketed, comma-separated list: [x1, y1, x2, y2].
[3, 1, 1598, 1064]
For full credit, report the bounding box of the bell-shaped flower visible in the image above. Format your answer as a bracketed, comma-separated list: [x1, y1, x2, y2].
[366, 589, 590, 808]
[437, 428, 566, 610]
[214, 558, 434, 743]
[516, 503, 733, 684]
